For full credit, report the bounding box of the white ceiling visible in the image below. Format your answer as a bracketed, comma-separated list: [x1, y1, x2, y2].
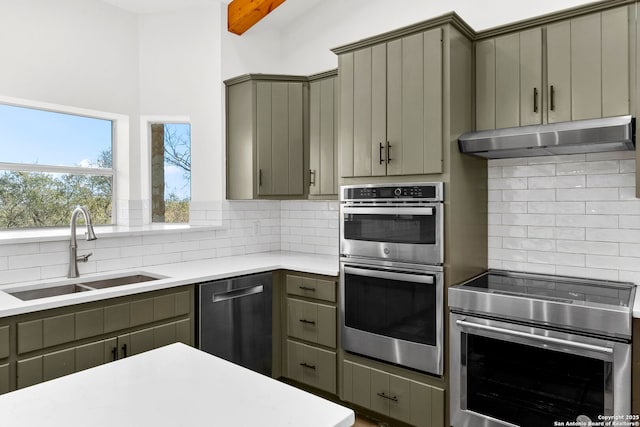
[100, 0, 323, 29]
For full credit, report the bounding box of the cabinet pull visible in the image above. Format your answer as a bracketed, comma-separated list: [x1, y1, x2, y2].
[309, 170, 316, 186]
[122, 343, 128, 358]
[533, 87, 538, 113]
[550, 85, 555, 111]
[386, 142, 392, 163]
[299, 286, 315, 292]
[299, 319, 316, 325]
[377, 392, 399, 402]
[111, 347, 117, 361]
[258, 169, 263, 187]
[379, 142, 385, 164]
[300, 362, 316, 370]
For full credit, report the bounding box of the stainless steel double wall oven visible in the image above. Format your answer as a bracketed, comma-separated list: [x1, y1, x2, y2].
[339, 182, 444, 375]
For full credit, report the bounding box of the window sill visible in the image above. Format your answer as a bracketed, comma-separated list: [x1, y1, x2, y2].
[0, 223, 223, 245]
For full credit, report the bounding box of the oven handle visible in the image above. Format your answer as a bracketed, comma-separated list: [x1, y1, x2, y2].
[342, 206, 434, 216]
[456, 319, 613, 355]
[343, 265, 435, 284]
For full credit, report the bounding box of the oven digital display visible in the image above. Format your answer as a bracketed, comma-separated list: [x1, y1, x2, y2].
[344, 185, 437, 200]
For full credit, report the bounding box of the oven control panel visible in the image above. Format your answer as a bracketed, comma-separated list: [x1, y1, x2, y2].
[341, 183, 443, 202]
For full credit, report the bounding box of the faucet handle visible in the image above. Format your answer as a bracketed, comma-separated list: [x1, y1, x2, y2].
[76, 252, 93, 262]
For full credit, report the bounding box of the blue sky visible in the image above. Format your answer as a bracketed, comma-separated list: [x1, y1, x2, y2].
[0, 104, 190, 199]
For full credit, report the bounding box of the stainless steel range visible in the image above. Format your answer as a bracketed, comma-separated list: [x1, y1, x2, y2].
[340, 182, 444, 375]
[449, 270, 636, 427]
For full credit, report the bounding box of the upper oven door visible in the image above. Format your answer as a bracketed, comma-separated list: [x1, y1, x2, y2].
[340, 204, 443, 265]
[449, 313, 631, 427]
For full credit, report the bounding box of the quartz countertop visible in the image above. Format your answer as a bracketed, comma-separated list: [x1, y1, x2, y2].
[0, 342, 355, 427]
[0, 251, 339, 318]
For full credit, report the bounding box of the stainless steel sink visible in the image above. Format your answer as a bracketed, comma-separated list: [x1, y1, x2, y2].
[8, 284, 94, 301]
[78, 274, 158, 289]
[6, 274, 161, 301]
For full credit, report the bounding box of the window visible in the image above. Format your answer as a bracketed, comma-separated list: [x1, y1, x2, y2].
[150, 123, 191, 223]
[0, 103, 114, 229]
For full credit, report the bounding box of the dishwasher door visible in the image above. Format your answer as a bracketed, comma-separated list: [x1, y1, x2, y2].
[198, 272, 272, 376]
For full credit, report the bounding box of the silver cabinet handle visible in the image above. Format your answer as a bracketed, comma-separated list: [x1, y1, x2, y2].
[455, 319, 613, 354]
[213, 285, 263, 303]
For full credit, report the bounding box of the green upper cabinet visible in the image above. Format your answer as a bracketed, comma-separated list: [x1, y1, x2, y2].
[475, 4, 631, 130]
[309, 71, 338, 196]
[226, 75, 308, 199]
[338, 27, 443, 178]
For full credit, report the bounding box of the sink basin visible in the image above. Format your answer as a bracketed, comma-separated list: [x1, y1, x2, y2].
[8, 284, 93, 301]
[6, 274, 161, 301]
[79, 274, 158, 289]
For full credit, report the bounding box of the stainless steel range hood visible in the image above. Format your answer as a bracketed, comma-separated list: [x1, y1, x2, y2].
[458, 115, 635, 159]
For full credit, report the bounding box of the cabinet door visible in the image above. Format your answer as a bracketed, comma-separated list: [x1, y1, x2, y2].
[387, 28, 442, 175]
[370, 369, 390, 415]
[0, 363, 9, 395]
[0, 325, 9, 359]
[257, 82, 304, 196]
[546, 21, 571, 123]
[43, 313, 75, 348]
[495, 33, 521, 129]
[601, 6, 629, 118]
[388, 373, 412, 424]
[43, 348, 75, 381]
[75, 338, 117, 372]
[309, 77, 337, 196]
[286, 340, 336, 394]
[352, 45, 386, 177]
[287, 299, 336, 348]
[571, 13, 602, 120]
[475, 38, 496, 130]
[519, 28, 542, 126]
[75, 307, 104, 340]
[17, 356, 42, 389]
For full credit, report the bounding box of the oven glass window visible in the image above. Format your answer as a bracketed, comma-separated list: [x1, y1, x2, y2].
[343, 213, 436, 244]
[465, 334, 607, 426]
[344, 271, 436, 345]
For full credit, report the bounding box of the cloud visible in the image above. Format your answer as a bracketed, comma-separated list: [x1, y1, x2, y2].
[78, 159, 93, 168]
[164, 164, 183, 175]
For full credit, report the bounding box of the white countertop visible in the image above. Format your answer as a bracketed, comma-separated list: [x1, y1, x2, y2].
[0, 342, 355, 427]
[0, 251, 339, 318]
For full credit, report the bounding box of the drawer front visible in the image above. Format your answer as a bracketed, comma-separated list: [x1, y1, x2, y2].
[286, 275, 336, 302]
[287, 339, 336, 394]
[287, 298, 336, 348]
[0, 325, 9, 359]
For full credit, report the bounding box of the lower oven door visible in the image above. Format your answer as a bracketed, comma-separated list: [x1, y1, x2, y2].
[340, 261, 443, 375]
[450, 313, 631, 427]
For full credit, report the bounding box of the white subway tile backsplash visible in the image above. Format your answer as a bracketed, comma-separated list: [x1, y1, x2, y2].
[489, 154, 640, 284]
[556, 161, 619, 176]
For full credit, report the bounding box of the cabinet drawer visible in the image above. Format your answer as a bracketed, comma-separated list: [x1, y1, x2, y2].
[0, 363, 8, 395]
[287, 298, 336, 348]
[343, 360, 444, 427]
[0, 325, 9, 359]
[286, 275, 336, 302]
[287, 340, 336, 394]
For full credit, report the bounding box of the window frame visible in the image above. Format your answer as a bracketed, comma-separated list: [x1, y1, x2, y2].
[0, 95, 126, 228]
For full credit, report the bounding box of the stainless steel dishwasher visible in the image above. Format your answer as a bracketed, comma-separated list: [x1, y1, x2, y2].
[198, 272, 272, 376]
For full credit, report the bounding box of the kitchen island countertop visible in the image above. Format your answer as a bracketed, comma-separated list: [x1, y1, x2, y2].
[0, 342, 355, 427]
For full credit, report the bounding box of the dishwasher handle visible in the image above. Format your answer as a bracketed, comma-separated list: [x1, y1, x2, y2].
[212, 284, 264, 303]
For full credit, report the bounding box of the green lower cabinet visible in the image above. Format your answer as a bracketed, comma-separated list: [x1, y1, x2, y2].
[343, 360, 444, 427]
[43, 348, 75, 381]
[287, 340, 336, 394]
[75, 338, 117, 372]
[0, 325, 9, 360]
[17, 356, 43, 389]
[0, 363, 9, 395]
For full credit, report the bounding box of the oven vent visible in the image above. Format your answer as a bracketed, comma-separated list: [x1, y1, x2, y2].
[458, 115, 635, 159]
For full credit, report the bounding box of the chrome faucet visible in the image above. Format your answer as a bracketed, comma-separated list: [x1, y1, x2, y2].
[68, 206, 97, 278]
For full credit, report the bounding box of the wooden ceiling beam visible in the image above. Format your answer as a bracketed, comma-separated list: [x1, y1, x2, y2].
[228, 0, 286, 35]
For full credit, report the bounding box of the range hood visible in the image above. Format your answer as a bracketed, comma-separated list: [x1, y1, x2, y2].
[458, 115, 635, 159]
